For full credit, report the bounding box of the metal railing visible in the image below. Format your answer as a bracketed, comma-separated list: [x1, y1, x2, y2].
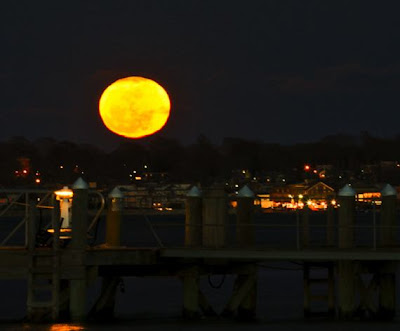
[136, 211, 399, 251]
[0, 189, 105, 247]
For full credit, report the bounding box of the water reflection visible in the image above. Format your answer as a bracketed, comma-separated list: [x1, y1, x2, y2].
[49, 324, 84, 331]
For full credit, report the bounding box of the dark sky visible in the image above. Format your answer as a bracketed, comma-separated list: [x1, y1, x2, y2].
[1, 1, 400, 150]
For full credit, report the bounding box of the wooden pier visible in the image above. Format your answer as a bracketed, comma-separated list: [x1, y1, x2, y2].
[0, 180, 399, 322]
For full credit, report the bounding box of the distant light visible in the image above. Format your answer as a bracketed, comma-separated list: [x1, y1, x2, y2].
[135, 176, 142, 180]
[253, 177, 256, 180]
[22, 169, 28, 174]
[242, 170, 246, 174]
[59, 165, 64, 169]
[313, 170, 317, 174]
[35, 178, 41, 184]
[307, 200, 312, 206]
[144, 165, 148, 169]
[133, 170, 137, 174]
[298, 194, 303, 199]
[129, 174, 133, 178]
[304, 165, 310, 171]
[331, 199, 337, 206]
[282, 179, 286, 182]
[235, 184, 239, 188]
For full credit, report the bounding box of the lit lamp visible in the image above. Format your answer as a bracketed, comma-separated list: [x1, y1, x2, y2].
[48, 186, 74, 239]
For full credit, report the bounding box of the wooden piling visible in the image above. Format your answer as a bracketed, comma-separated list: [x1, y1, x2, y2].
[69, 178, 89, 321]
[301, 202, 310, 248]
[236, 185, 255, 247]
[202, 184, 227, 248]
[326, 196, 335, 247]
[337, 184, 356, 319]
[380, 184, 397, 247]
[338, 185, 356, 249]
[236, 186, 257, 319]
[378, 184, 397, 319]
[185, 186, 202, 247]
[105, 187, 123, 247]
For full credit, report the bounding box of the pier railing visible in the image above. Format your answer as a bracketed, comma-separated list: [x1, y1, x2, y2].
[0, 190, 397, 252]
[141, 211, 400, 251]
[0, 189, 105, 248]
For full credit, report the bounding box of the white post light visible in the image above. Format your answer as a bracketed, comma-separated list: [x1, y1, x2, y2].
[52, 186, 74, 239]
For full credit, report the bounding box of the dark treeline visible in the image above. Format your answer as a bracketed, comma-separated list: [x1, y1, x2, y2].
[2, 132, 400, 187]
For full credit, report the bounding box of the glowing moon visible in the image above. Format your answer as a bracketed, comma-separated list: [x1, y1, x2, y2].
[99, 76, 171, 138]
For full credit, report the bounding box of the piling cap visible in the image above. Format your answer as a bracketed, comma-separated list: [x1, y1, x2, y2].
[72, 177, 88, 190]
[109, 187, 124, 199]
[381, 184, 397, 197]
[187, 186, 202, 197]
[238, 185, 255, 198]
[338, 184, 356, 197]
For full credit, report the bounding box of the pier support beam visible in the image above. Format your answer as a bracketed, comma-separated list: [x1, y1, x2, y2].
[90, 276, 121, 320]
[69, 178, 88, 322]
[182, 266, 200, 319]
[337, 184, 356, 319]
[222, 264, 257, 319]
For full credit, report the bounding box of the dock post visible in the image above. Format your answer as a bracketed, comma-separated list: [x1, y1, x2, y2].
[301, 201, 310, 248]
[379, 184, 397, 247]
[378, 184, 397, 320]
[89, 187, 124, 320]
[326, 196, 335, 247]
[236, 185, 255, 247]
[236, 186, 257, 320]
[105, 187, 124, 247]
[182, 186, 202, 318]
[337, 184, 356, 319]
[69, 177, 89, 322]
[185, 186, 202, 247]
[202, 183, 227, 248]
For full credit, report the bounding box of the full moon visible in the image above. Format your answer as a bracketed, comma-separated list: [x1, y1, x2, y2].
[99, 76, 171, 138]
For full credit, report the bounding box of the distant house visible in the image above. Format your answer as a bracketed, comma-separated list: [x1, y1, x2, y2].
[267, 181, 335, 210]
[305, 182, 335, 200]
[117, 183, 191, 210]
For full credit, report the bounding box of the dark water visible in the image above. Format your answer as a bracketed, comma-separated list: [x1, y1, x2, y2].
[1, 210, 400, 330]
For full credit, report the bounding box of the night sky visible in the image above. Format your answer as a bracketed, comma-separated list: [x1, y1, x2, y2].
[1, 1, 400, 151]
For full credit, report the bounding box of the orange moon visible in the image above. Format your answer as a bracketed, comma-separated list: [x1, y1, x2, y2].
[99, 76, 171, 138]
